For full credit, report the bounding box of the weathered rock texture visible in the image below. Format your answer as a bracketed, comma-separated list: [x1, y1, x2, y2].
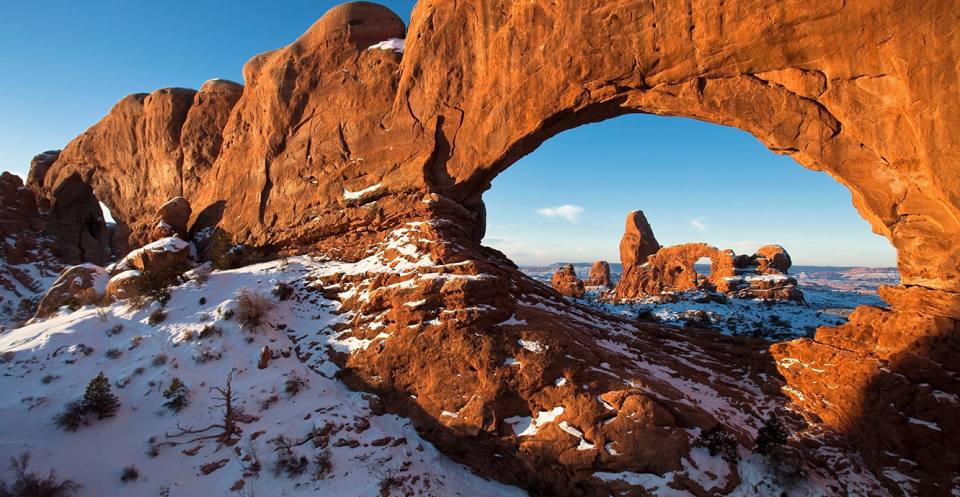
[12, 1, 960, 495]
[614, 220, 804, 302]
[549, 263, 586, 298]
[584, 260, 612, 288]
[618, 211, 661, 273]
[33, 264, 108, 320]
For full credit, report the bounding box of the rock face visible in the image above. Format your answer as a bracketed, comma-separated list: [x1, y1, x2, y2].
[613, 219, 804, 302]
[32, 264, 109, 320]
[616, 242, 735, 297]
[584, 260, 612, 288]
[150, 196, 192, 241]
[618, 211, 660, 273]
[550, 264, 585, 298]
[10, 1, 960, 495]
[114, 236, 193, 277]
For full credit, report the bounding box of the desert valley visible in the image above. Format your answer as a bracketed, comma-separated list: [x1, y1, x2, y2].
[0, 1, 957, 497]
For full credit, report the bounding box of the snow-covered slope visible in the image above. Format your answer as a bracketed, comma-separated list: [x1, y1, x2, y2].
[0, 256, 527, 497]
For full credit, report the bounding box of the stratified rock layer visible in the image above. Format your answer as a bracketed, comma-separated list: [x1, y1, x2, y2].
[11, 2, 960, 495]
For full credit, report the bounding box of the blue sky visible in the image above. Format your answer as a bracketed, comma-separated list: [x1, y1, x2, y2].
[0, 1, 895, 267]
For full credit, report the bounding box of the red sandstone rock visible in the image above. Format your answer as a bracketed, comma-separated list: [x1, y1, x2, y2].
[32, 264, 109, 320]
[257, 345, 271, 369]
[615, 243, 736, 298]
[550, 264, 585, 298]
[584, 260, 612, 288]
[618, 211, 660, 272]
[104, 270, 144, 302]
[9, 2, 960, 495]
[753, 244, 792, 274]
[113, 236, 193, 277]
[151, 197, 192, 241]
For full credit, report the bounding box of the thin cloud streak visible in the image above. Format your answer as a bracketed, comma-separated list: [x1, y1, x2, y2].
[536, 204, 584, 223]
[689, 216, 707, 231]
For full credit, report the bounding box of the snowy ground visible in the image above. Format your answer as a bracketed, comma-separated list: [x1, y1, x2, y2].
[522, 264, 899, 339]
[0, 256, 527, 497]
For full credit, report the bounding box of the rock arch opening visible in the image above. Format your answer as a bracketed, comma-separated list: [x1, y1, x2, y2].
[481, 113, 896, 336]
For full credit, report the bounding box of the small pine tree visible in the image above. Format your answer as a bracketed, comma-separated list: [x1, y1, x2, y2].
[162, 378, 190, 413]
[754, 415, 789, 455]
[695, 424, 740, 462]
[82, 372, 120, 419]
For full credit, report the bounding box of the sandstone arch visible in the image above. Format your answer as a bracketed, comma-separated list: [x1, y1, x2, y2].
[29, 1, 958, 295]
[19, 2, 960, 494]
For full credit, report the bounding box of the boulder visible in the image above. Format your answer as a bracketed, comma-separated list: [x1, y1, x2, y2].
[584, 260, 612, 288]
[114, 236, 193, 278]
[753, 244, 792, 274]
[33, 264, 109, 319]
[618, 211, 660, 272]
[550, 264, 585, 298]
[104, 270, 144, 301]
[150, 197, 192, 241]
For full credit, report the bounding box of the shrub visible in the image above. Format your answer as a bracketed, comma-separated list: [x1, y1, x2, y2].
[106, 324, 124, 336]
[271, 282, 294, 301]
[152, 353, 168, 367]
[82, 372, 120, 419]
[104, 348, 122, 359]
[162, 378, 189, 413]
[0, 452, 80, 497]
[284, 372, 308, 397]
[235, 289, 274, 330]
[754, 416, 789, 456]
[198, 325, 222, 339]
[312, 450, 333, 480]
[199, 297, 207, 305]
[41, 375, 58, 384]
[694, 425, 740, 462]
[378, 467, 403, 494]
[120, 465, 139, 483]
[269, 436, 308, 478]
[53, 400, 87, 432]
[147, 308, 167, 325]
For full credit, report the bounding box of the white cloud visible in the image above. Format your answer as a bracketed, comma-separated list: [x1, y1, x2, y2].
[689, 216, 707, 231]
[536, 204, 584, 223]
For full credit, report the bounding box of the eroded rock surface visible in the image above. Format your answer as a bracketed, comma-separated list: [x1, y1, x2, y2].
[7, 1, 960, 495]
[550, 263, 585, 298]
[584, 260, 612, 288]
[32, 264, 108, 320]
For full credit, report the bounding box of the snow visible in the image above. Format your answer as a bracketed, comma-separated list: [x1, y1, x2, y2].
[498, 314, 528, 326]
[506, 406, 564, 437]
[517, 339, 545, 353]
[343, 183, 383, 200]
[367, 38, 405, 53]
[906, 416, 942, 431]
[115, 236, 190, 272]
[0, 256, 527, 497]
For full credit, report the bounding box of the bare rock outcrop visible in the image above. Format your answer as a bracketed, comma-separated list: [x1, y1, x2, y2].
[150, 197, 192, 241]
[618, 211, 660, 273]
[32, 264, 109, 320]
[584, 260, 612, 288]
[113, 236, 193, 277]
[550, 264, 585, 298]
[10, 1, 960, 494]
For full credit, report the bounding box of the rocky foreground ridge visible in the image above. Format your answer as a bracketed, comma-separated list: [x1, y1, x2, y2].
[1, 1, 959, 496]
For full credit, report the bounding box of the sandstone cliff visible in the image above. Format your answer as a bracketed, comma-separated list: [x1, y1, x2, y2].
[6, 1, 959, 495]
